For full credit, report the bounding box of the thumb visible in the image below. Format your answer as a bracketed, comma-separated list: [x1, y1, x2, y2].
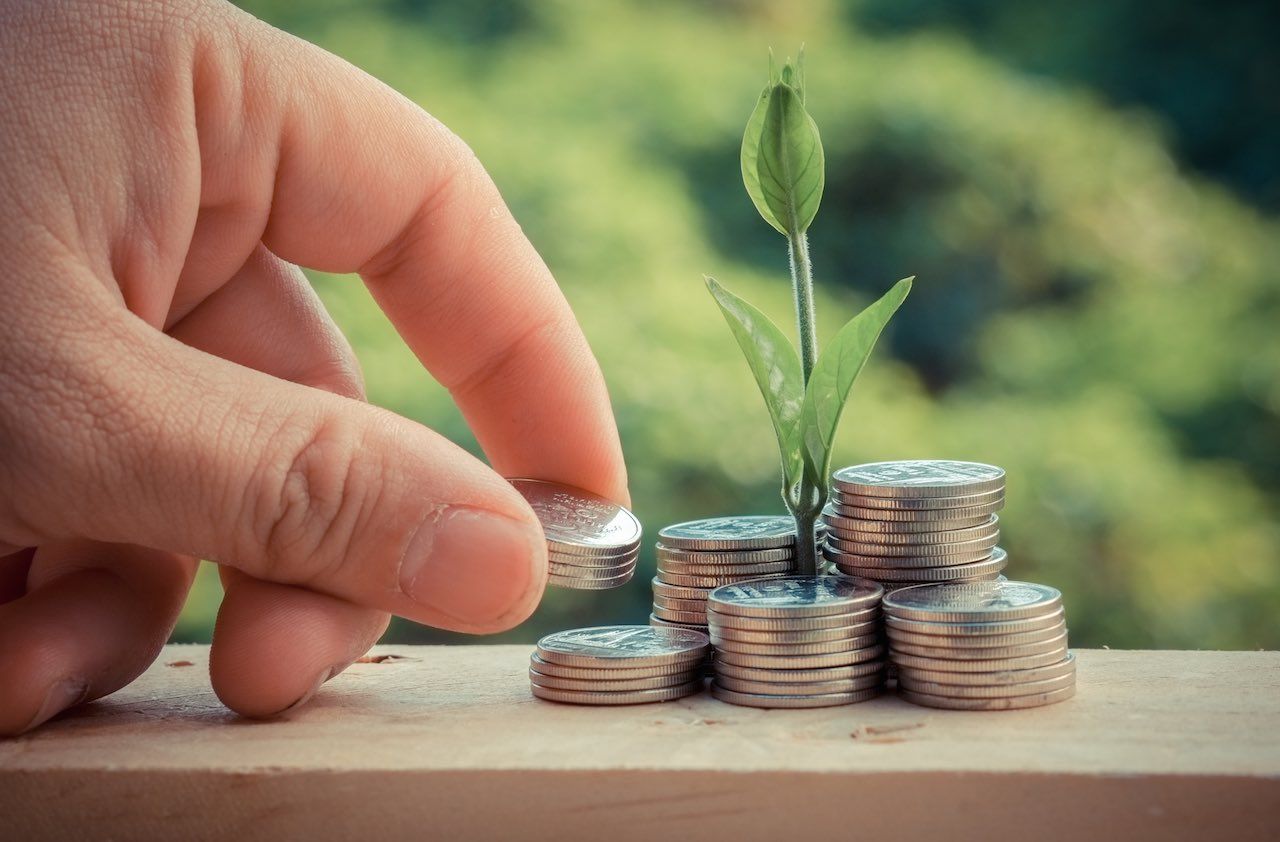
[9, 316, 548, 634]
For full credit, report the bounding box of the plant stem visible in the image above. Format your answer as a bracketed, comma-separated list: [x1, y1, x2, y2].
[788, 231, 822, 576]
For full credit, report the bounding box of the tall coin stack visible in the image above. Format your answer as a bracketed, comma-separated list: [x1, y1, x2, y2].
[510, 479, 642, 590]
[529, 626, 710, 705]
[884, 580, 1076, 710]
[706, 576, 886, 708]
[649, 516, 801, 632]
[822, 460, 1008, 590]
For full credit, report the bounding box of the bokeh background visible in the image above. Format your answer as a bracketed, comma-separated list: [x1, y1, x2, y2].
[175, 0, 1280, 650]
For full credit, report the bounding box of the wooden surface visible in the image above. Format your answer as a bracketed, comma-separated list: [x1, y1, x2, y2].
[1, 645, 1277, 841]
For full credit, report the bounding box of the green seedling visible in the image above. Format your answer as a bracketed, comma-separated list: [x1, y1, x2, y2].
[706, 50, 913, 576]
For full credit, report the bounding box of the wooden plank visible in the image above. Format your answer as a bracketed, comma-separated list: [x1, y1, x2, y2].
[1, 646, 1277, 841]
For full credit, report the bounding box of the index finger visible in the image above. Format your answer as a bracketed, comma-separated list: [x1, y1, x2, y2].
[195, 7, 628, 504]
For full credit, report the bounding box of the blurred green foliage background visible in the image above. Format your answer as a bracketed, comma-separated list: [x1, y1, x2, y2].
[175, 0, 1280, 650]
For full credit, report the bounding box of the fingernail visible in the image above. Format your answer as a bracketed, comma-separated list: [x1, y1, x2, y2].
[282, 666, 336, 714]
[399, 506, 541, 625]
[24, 679, 89, 733]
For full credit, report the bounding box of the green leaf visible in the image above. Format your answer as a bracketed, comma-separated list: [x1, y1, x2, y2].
[756, 83, 824, 235]
[741, 84, 786, 236]
[800, 277, 913, 482]
[705, 276, 806, 491]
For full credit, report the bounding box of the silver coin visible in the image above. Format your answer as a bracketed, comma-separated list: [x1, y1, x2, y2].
[650, 578, 711, 600]
[656, 570, 789, 589]
[827, 516, 999, 546]
[896, 653, 1075, 687]
[707, 576, 883, 618]
[656, 559, 796, 577]
[705, 606, 879, 631]
[715, 673, 885, 696]
[548, 548, 638, 568]
[890, 648, 1070, 673]
[825, 531, 1000, 558]
[716, 645, 886, 669]
[886, 621, 1066, 649]
[529, 654, 695, 680]
[652, 605, 711, 625]
[531, 680, 703, 706]
[713, 633, 881, 656]
[900, 684, 1075, 711]
[885, 607, 1065, 636]
[890, 634, 1068, 661]
[832, 486, 1005, 511]
[832, 461, 1006, 498]
[548, 569, 636, 590]
[536, 625, 709, 668]
[652, 594, 708, 613]
[711, 683, 881, 708]
[823, 511, 995, 535]
[548, 559, 638, 579]
[831, 500, 1004, 521]
[511, 478, 642, 556]
[884, 580, 1063, 622]
[529, 668, 699, 692]
[709, 621, 878, 645]
[833, 552, 1008, 582]
[655, 544, 796, 564]
[825, 542, 997, 567]
[648, 614, 707, 631]
[658, 516, 798, 551]
[714, 660, 885, 683]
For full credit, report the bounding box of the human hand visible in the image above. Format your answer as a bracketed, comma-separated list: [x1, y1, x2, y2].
[0, 0, 627, 733]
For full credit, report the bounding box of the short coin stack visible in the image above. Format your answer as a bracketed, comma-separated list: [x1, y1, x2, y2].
[823, 460, 1008, 590]
[511, 479, 642, 590]
[706, 576, 886, 708]
[529, 626, 710, 705]
[650, 516, 800, 632]
[884, 580, 1076, 710]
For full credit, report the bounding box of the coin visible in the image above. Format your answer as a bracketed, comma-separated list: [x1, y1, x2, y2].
[898, 665, 1076, 698]
[531, 681, 704, 705]
[715, 645, 886, 669]
[712, 633, 881, 656]
[529, 669, 699, 692]
[890, 634, 1068, 661]
[884, 580, 1063, 622]
[823, 510, 994, 534]
[715, 673, 884, 696]
[832, 486, 1005, 511]
[651, 578, 711, 600]
[831, 501, 1004, 521]
[828, 516, 1000, 545]
[511, 478, 642, 554]
[832, 461, 1006, 498]
[825, 542, 997, 566]
[886, 621, 1065, 649]
[709, 622, 878, 645]
[707, 576, 883, 618]
[648, 614, 706, 630]
[713, 660, 885, 683]
[528, 654, 695, 680]
[711, 683, 881, 708]
[899, 684, 1075, 710]
[656, 571, 787, 588]
[658, 516, 798, 551]
[890, 648, 1070, 673]
[832, 552, 1008, 582]
[825, 531, 1000, 558]
[536, 626, 709, 669]
[548, 570, 636, 589]
[895, 654, 1075, 686]
[548, 559, 639, 579]
[652, 605, 711, 625]
[652, 594, 708, 613]
[655, 545, 796, 564]
[705, 606, 879, 631]
[885, 607, 1065, 636]
[656, 559, 796, 576]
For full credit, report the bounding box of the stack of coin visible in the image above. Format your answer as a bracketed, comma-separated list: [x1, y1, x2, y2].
[529, 626, 709, 705]
[822, 460, 1008, 589]
[883, 580, 1076, 710]
[649, 516, 802, 632]
[706, 576, 886, 708]
[510, 479, 642, 589]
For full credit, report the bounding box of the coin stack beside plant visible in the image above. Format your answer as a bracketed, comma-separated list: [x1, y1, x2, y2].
[510, 479, 642, 589]
[822, 460, 1008, 590]
[706, 576, 886, 708]
[529, 626, 710, 705]
[649, 516, 803, 632]
[884, 580, 1076, 710]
